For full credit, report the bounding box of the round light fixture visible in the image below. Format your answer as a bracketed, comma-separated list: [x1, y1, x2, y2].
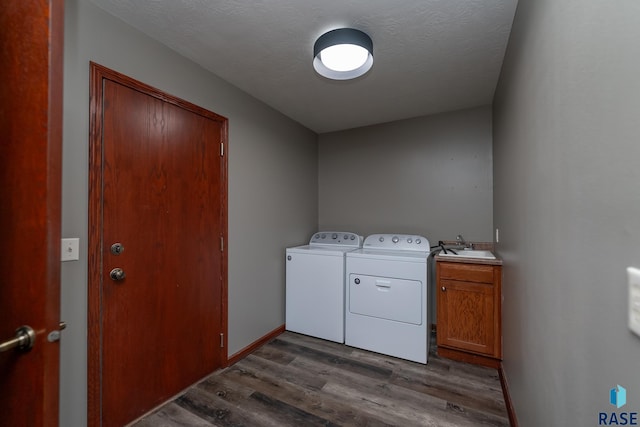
[313, 28, 373, 80]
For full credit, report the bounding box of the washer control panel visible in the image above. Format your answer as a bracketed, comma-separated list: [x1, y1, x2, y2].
[309, 231, 363, 247]
[363, 234, 430, 251]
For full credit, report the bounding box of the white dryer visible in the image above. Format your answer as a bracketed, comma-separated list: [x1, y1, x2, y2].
[286, 232, 363, 343]
[345, 234, 431, 364]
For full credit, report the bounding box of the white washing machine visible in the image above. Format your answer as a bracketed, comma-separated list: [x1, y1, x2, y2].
[286, 231, 363, 343]
[345, 234, 431, 364]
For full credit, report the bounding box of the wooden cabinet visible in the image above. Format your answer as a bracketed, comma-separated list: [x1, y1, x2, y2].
[436, 261, 502, 368]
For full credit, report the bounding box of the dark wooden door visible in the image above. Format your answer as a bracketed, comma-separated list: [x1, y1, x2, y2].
[88, 64, 228, 427]
[0, 0, 63, 425]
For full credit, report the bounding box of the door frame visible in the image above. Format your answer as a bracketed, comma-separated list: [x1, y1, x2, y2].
[87, 62, 228, 426]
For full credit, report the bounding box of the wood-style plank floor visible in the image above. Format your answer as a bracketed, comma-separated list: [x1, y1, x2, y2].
[132, 332, 509, 426]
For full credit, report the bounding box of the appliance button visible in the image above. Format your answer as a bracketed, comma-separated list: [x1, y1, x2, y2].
[344, 234, 349, 240]
[392, 236, 399, 243]
[321, 234, 326, 239]
[379, 236, 385, 242]
[407, 238, 413, 243]
[350, 235, 355, 240]
[416, 239, 422, 244]
[314, 234, 320, 239]
[332, 233, 338, 239]
[354, 278, 360, 284]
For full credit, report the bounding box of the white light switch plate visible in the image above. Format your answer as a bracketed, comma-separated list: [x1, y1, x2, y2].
[627, 267, 640, 337]
[61, 238, 80, 262]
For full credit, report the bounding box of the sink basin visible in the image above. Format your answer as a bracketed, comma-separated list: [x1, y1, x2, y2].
[438, 249, 496, 260]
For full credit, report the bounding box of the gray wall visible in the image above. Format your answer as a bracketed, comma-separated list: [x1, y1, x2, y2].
[493, 0, 640, 424]
[62, 1, 318, 425]
[319, 107, 493, 243]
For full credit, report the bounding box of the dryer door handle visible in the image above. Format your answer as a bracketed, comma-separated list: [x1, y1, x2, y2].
[375, 280, 391, 288]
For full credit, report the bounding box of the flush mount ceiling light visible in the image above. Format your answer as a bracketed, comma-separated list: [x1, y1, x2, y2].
[313, 28, 373, 80]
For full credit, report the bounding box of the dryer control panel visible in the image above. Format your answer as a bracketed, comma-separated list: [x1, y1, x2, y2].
[310, 231, 363, 247]
[363, 234, 430, 251]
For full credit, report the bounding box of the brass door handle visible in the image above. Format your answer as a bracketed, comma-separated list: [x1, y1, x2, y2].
[0, 326, 35, 353]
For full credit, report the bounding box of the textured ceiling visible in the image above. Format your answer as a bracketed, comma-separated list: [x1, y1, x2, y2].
[89, 0, 518, 133]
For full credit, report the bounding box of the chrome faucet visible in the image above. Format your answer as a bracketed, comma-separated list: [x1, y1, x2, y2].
[456, 234, 473, 249]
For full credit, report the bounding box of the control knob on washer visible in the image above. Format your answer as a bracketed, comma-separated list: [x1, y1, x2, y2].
[392, 236, 399, 243]
[379, 236, 385, 242]
[416, 238, 422, 244]
[332, 233, 338, 239]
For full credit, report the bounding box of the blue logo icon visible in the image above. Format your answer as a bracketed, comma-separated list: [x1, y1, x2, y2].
[611, 385, 627, 409]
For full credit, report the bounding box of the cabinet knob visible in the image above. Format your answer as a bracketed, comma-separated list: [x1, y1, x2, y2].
[441, 286, 446, 291]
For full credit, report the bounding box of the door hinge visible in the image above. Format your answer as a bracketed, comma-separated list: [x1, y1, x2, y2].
[220, 236, 224, 252]
[220, 333, 224, 348]
[220, 142, 224, 157]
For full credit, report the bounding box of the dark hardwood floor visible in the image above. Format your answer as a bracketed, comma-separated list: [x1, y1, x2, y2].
[132, 332, 509, 426]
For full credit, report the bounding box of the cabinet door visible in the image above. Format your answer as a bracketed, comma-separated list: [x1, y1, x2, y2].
[438, 279, 495, 356]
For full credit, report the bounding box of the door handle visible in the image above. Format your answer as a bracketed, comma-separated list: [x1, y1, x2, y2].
[0, 325, 35, 353]
[110, 268, 126, 281]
